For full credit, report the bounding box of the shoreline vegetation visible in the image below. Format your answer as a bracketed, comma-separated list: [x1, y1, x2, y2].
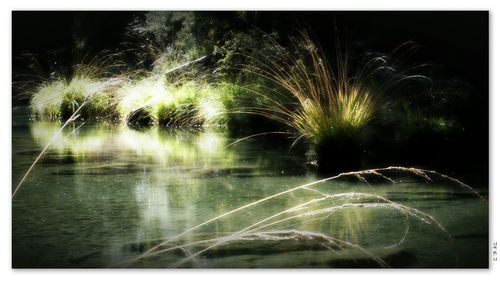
[24, 28, 464, 174]
[12, 12, 488, 268]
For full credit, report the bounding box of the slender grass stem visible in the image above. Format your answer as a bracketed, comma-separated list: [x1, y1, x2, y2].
[117, 166, 484, 267]
[13, 79, 121, 198]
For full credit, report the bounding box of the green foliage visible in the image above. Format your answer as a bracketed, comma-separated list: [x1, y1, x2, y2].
[31, 77, 117, 121]
[116, 75, 238, 127]
[246, 33, 376, 145]
[30, 80, 66, 118]
[83, 91, 120, 121]
[126, 12, 283, 83]
[399, 105, 459, 138]
[29, 12, 464, 145]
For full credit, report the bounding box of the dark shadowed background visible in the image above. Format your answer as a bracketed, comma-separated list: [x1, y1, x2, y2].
[12, 11, 489, 185]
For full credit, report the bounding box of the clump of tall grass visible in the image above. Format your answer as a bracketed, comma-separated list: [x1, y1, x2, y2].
[24, 55, 210, 127]
[26, 32, 245, 128]
[31, 77, 122, 121]
[120, 22, 241, 128]
[242, 33, 378, 145]
[29, 53, 125, 121]
[154, 82, 203, 127]
[30, 80, 67, 118]
[241, 33, 436, 150]
[117, 75, 233, 128]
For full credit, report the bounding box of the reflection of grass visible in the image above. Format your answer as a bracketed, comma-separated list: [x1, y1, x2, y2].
[401, 106, 458, 137]
[30, 122, 110, 156]
[30, 122, 235, 166]
[123, 191, 440, 268]
[119, 166, 484, 268]
[119, 128, 232, 165]
[322, 208, 369, 244]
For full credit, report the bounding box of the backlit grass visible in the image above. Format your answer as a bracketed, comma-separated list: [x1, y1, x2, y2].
[29, 53, 236, 127]
[244, 33, 377, 145]
[116, 77, 233, 127]
[118, 166, 485, 268]
[31, 77, 117, 120]
[29, 55, 125, 121]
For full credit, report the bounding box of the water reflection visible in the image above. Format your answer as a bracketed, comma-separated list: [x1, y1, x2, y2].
[33, 125, 381, 249]
[13, 121, 487, 267]
[31, 122, 236, 168]
[29, 122, 377, 258]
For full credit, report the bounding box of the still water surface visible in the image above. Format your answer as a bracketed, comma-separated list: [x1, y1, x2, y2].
[12, 112, 488, 268]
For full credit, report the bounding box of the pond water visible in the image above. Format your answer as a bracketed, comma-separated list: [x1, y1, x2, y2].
[12, 109, 489, 268]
